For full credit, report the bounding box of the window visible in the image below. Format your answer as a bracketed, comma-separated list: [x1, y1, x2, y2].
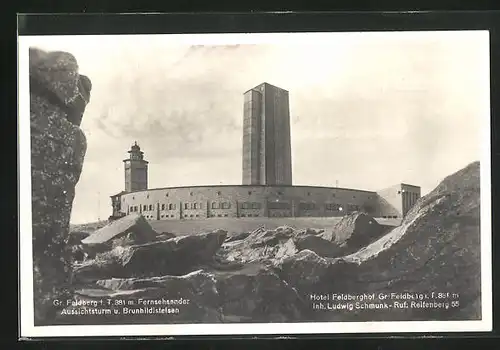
[149, 205, 153, 211]
[242, 202, 257, 209]
[224, 214, 228, 217]
[143, 205, 147, 211]
[299, 202, 316, 211]
[190, 192, 193, 196]
[184, 203, 189, 209]
[169, 203, 175, 210]
[218, 214, 222, 217]
[217, 191, 221, 196]
[221, 202, 231, 209]
[248, 191, 252, 195]
[147, 195, 149, 199]
[161, 204, 165, 210]
[348, 204, 360, 212]
[190, 214, 194, 217]
[325, 203, 340, 211]
[132, 196, 135, 200]
[277, 191, 283, 195]
[307, 192, 311, 196]
[192, 203, 199, 209]
[212, 202, 219, 209]
[196, 214, 199, 217]
[165, 193, 169, 197]
[241, 214, 246, 217]
[268, 201, 290, 210]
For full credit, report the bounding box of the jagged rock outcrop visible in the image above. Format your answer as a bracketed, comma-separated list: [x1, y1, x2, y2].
[220, 225, 342, 264]
[65, 230, 91, 246]
[56, 270, 224, 324]
[278, 161, 482, 321]
[293, 235, 342, 258]
[30, 47, 91, 325]
[73, 230, 228, 282]
[81, 213, 158, 251]
[319, 212, 387, 254]
[57, 264, 307, 325]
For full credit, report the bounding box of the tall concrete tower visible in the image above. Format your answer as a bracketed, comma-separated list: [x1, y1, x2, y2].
[242, 82, 293, 185]
[123, 141, 148, 192]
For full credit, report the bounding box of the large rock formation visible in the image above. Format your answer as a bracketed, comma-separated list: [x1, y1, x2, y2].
[319, 211, 387, 254]
[30, 47, 91, 325]
[81, 213, 158, 251]
[73, 229, 228, 283]
[278, 161, 482, 321]
[220, 225, 342, 264]
[57, 264, 307, 325]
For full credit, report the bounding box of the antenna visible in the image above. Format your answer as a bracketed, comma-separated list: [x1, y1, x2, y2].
[97, 191, 101, 222]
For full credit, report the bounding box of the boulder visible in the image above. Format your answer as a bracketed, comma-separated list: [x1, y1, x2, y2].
[55, 270, 224, 324]
[73, 229, 228, 282]
[220, 225, 343, 264]
[293, 235, 342, 258]
[157, 232, 176, 240]
[30, 47, 91, 325]
[65, 230, 91, 246]
[81, 213, 158, 250]
[277, 161, 482, 322]
[214, 263, 306, 322]
[224, 231, 252, 243]
[57, 264, 307, 325]
[220, 226, 299, 265]
[319, 212, 386, 254]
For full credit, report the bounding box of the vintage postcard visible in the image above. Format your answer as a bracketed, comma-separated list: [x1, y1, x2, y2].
[18, 30, 492, 337]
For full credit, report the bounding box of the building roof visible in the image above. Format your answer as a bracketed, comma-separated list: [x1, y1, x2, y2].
[110, 190, 127, 198]
[120, 184, 377, 195]
[244, 82, 289, 94]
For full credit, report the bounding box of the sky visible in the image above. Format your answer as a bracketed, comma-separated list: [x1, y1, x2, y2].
[23, 31, 490, 224]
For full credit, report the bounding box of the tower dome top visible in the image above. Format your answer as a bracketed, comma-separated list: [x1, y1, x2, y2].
[130, 141, 140, 151]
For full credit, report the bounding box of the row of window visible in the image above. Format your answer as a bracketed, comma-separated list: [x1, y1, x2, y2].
[130, 202, 363, 213]
[241, 202, 262, 209]
[129, 202, 360, 217]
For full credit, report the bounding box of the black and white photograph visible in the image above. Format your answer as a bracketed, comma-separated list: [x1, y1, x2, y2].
[18, 30, 492, 337]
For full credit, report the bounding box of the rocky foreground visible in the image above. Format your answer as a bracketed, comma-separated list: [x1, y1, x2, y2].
[50, 161, 482, 325]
